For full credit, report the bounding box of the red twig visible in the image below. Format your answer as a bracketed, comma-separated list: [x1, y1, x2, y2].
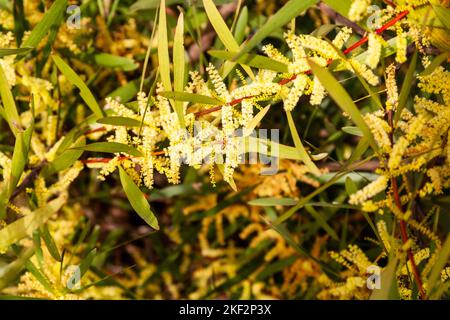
[81, 151, 165, 164]
[84, 127, 107, 135]
[376, 10, 409, 34]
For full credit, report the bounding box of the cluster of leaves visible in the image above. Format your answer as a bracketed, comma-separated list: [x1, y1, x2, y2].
[0, 0, 449, 300]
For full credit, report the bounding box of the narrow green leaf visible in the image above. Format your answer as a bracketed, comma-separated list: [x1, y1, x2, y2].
[119, 166, 159, 230]
[12, 0, 28, 45]
[208, 50, 289, 73]
[20, 0, 68, 49]
[33, 230, 44, 266]
[0, 247, 34, 290]
[428, 235, 450, 295]
[8, 123, 33, 197]
[420, 52, 448, 77]
[342, 126, 363, 137]
[0, 47, 32, 58]
[311, 152, 328, 161]
[72, 142, 143, 157]
[202, 0, 241, 52]
[370, 256, 400, 300]
[286, 111, 320, 175]
[235, 0, 318, 59]
[55, 124, 87, 156]
[158, 0, 172, 93]
[345, 176, 357, 196]
[0, 195, 66, 252]
[0, 63, 21, 135]
[233, 6, 248, 44]
[108, 78, 142, 103]
[52, 55, 104, 118]
[84, 226, 100, 256]
[94, 53, 138, 71]
[79, 248, 97, 279]
[243, 105, 270, 136]
[159, 91, 224, 105]
[41, 225, 61, 262]
[217, 163, 237, 191]
[43, 136, 85, 177]
[308, 60, 378, 152]
[305, 205, 339, 241]
[243, 136, 320, 163]
[26, 260, 55, 295]
[202, 0, 254, 78]
[433, 5, 450, 30]
[97, 116, 142, 127]
[173, 12, 186, 127]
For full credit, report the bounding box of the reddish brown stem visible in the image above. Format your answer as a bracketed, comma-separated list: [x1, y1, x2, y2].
[84, 127, 107, 135]
[376, 10, 409, 34]
[82, 151, 165, 164]
[388, 110, 427, 300]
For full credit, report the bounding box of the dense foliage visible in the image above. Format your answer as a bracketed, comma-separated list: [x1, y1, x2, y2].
[0, 0, 449, 300]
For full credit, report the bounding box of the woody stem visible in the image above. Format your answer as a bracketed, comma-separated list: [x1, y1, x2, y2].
[388, 110, 427, 300]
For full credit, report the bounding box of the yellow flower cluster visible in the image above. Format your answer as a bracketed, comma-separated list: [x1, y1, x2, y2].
[353, 59, 450, 216]
[349, 175, 388, 205]
[349, 0, 371, 22]
[366, 33, 383, 69]
[263, 26, 386, 111]
[364, 113, 392, 153]
[385, 63, 399, 111]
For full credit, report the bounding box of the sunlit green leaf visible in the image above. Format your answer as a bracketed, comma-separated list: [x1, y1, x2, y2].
[342, 126, 363, 137]
[0, 195, 66, 252]
[94, 53, 138, 71]
[286, 111, 320, 175]
[20, 0, 68, 49]
[52, 55, 104, 118]
[202, 0, 254, 78]
[173, 12, 186, 127]
[119, 166, 159, 230]
[159, 91, 224, 105]
[72, 142, 143, 157]
[97, 116, 142, 127]
[0, 47, 32, 58]
[0, 63, 21, 135]
[235, 0, 318, 59]
[370, 256, 400, 300]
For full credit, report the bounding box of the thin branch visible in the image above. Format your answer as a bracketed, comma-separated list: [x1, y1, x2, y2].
[10, 161, 47, 201]
[387, 110, 427, 300]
